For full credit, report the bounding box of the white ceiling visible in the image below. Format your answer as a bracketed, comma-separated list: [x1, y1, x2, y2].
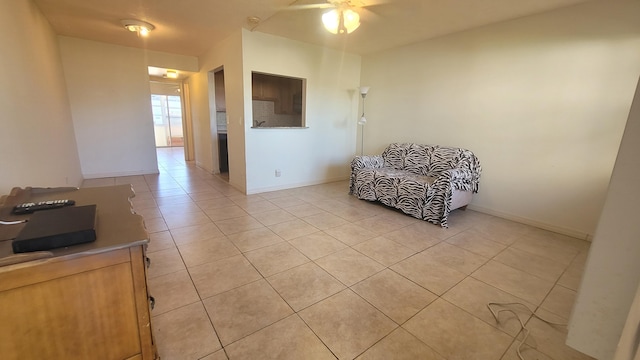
[34, 0, 592, 57]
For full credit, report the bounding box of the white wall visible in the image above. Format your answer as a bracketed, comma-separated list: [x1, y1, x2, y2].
[58, 37, 159, 178]
[185, 72, 215, 173]
[149, 81, 181, 96]
[359, 0, 640, 238]
[612, 280, 640, 360]
[242, 30, 361, 194]
[146, 50, 199, 72]
[567, 76, 640, 359]
[189, 30, 359, 195]
[189, 30, 245, 190]
[0, 0, 82, 194]
[224, 35, 249, 193]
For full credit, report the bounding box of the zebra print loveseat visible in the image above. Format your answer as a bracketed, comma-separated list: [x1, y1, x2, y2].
[349, 143, 481, 227]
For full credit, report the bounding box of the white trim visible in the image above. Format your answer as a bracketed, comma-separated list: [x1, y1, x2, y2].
[467, 204, 592, 241]
[246, 176, 349, 195]
[195, 161, 215, 174]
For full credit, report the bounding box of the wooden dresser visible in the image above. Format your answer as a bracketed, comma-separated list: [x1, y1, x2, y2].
[0, 185, 157, 360]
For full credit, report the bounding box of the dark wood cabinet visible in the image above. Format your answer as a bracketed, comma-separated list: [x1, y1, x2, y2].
[252, 73, 279, 101]
[252, 73, 303, 115]
[218, 133, 228, 173]
[214, 70, 226, 111]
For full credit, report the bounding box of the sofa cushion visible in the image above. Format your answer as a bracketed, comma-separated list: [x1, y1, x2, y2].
[404, 144, 432, 176]
[373, 169, 436, 213]
[428, 146, 463, 177]
[374, 174, 399, 208]
[396, 175, 434, 219]
[381, 143, 409, 170]
[353, 169, 377, 201]
[371, 167, 407, 207]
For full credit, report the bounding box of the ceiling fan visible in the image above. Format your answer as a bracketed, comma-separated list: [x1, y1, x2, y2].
[322, 1, 363, 34]
[282, 0, 385, 35]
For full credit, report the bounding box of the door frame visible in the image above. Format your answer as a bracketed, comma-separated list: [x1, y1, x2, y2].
[149, 78, 194, 161]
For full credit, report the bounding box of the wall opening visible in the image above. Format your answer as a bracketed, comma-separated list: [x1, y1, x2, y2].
[251, 72, 305, 128]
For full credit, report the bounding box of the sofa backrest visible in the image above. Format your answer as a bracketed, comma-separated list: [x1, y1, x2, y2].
[381, 143, 415, 170]
[381, 143, 480, 178]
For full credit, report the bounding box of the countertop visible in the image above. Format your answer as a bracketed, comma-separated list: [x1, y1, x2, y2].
[0, 185, 149, 267]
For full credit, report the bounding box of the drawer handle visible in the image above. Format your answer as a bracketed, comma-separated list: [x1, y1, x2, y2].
[149, 296, 155, 310]
[145, 256, 151, 268]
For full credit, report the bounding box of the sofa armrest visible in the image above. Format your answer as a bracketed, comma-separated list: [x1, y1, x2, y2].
[438, 168, 479, 193]
[349, 155, 385, 194]
[351, 155, 385, 171]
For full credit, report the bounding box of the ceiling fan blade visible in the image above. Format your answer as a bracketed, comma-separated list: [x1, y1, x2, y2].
[279, 0, 389, 12]
[352, 0, 389, 8]
[359, 7, 383, 22]
[281, 3, 334, 11]
[281, 0, 335, 11]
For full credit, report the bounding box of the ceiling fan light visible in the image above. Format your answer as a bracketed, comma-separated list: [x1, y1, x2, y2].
[322, 8, 360, 35]
[322, 10, 340, 34]
[342, 9, 360, 34]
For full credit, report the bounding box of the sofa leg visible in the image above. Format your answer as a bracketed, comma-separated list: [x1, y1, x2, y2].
[460, 205, 467, 211]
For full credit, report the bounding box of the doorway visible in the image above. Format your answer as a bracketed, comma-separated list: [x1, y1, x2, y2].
[150, 82, 184, 148]
[210, 68, 228, 179]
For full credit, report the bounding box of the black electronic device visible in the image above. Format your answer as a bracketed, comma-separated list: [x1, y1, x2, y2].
[12, 204, 97, 253]
[12, 199, 75, 214]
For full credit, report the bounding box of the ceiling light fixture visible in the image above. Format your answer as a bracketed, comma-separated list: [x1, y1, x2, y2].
[121, 19, 155, 37]
[322, 7, 360, 34]
[165, 70, 178, 79]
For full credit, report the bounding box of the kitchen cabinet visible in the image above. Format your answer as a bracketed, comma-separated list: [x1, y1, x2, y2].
[214, 70, 226, 111]
[218, 133, 228, 173]
[278, 77, 303, 115]
[252, 73, 279, 101]
[252, 73, 303, 115]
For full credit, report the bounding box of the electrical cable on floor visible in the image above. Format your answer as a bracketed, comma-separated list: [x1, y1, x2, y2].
[487, 302, 567, 360]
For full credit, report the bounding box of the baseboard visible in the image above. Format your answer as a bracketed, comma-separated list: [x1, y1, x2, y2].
[246, 176, 350, 195]
[467, 204, 593, 241]
[195, 161, 215, 174]
[83, 169, 159, 179]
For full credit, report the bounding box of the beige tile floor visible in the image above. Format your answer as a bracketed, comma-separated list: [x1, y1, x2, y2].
[82, 147, 595, 360]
